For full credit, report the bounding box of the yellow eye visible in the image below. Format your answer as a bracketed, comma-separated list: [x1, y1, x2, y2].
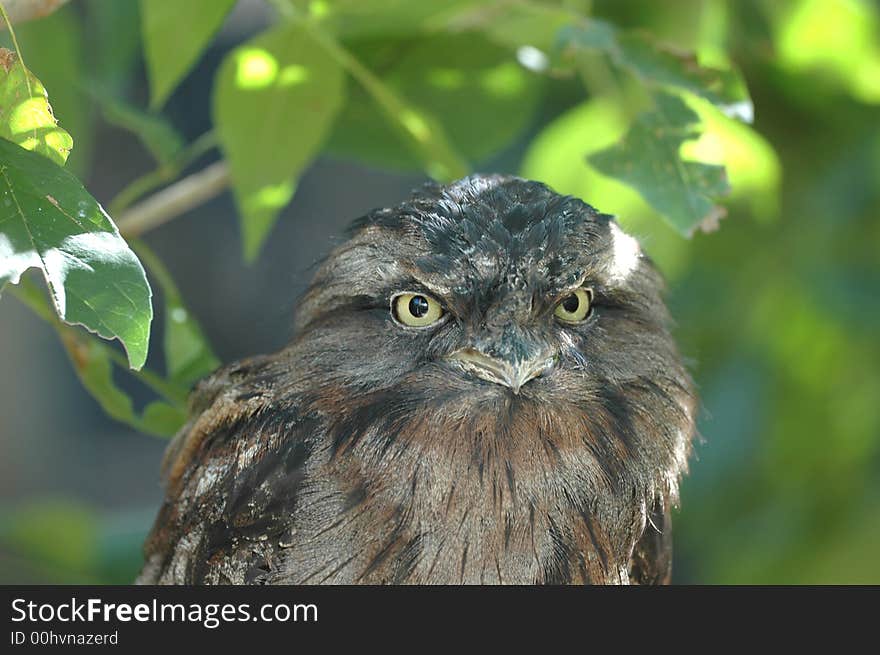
[554, 288, 593, 323]
[393, 293, 444, 327]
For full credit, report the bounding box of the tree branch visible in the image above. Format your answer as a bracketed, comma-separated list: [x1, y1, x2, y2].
[0, 0, 70, 29]
[115, 161, 230, 238]
[108, 130, 219, 215]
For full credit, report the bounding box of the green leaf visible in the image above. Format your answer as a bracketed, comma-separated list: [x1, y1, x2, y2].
[0, 138, 153, 369]
[295, 0, 475, 38]
[12, 276, 185, 437]
[588, 92, 730, 236]
[60, 323, 185, 437]
[140, 0, 238, 109]
[58, 326, 141, 425]
[140, 400, 187, 436]
[0, 48, 72, 165]
[680, 96, 781, 222]
[773, 0, 880, 105]
[298, 19, 469, 182]
[86, 0, 142, 95]
[46, 302, 178, 438]
[133, 241, 219, 385]
[326, 33, 543, 170]
[442, 1, 577, 52]
[521, 96, 691, 279]
[2, 4, 94, 177]
[214, 23, 345, 260]
[162, 289, 218, 384]
[557, 20, 753, 121]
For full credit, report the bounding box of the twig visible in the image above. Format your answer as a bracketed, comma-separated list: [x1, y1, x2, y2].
[267, 0, 468, 182]
[0, 0, 69, 30]
[108, 130, 219, 215]
[304, 22, 468, 181]
[0, 2, 29, 96]
[115, 161, 230, 238]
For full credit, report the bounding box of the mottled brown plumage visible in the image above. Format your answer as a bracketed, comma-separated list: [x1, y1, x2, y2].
[139, 175, 696, 585]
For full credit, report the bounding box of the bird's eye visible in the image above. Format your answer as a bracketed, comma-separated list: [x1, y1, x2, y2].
[392, 293, 445, 328]
[554, 288, 593, 323]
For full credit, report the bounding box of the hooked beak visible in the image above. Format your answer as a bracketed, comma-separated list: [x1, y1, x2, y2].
[446, 347, 556, 394]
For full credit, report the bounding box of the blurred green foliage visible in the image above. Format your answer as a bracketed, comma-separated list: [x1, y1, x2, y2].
[1, 0, 879, 584]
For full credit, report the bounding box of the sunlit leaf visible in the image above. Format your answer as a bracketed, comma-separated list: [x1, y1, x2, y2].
[0, 48, 72, 165]
[589, 92, 730, 236]
[696, 0, 731, 69]
[775, 0, 880, 104]
[557, 20, 753, 121]
[308, 22, 469, 182]
[327, 33, 543, 170]
[295, 0, 474, 38]
[681, 96, 781, 222]
[214, 23, 345, 260]
[304, 0, 574, 53]
[443, 0, 576, 52]
[0, 138, 153, 369]
[140, 0, 238, 108]
[1, 4, 93, 177]
[521, 96, 690, 278]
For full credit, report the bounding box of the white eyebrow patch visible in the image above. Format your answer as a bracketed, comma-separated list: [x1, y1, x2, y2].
[607, 222, 641, 282]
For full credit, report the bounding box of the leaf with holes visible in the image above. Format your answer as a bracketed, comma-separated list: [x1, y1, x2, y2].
[557, 21, 753, 122]
[588, 92, 730, 236]
[4, 6, 93, 177]
[0, 138, 152, 369]
[0, 47, 73, 165]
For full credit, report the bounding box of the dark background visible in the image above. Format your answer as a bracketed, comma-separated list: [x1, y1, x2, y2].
[1, 0, 879, 583]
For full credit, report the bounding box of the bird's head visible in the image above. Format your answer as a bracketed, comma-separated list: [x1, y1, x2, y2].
[290, 175, 694, 500]
[296, 175, 679, 397]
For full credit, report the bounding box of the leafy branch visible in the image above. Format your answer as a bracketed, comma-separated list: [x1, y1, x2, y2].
[0, 0, 774, 439]
[115, 160, 229, 238]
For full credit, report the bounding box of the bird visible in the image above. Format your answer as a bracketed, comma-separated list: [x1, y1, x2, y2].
[138, 174, 697, 585]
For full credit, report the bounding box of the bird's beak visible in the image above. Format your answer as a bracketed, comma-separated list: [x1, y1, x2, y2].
[446, 347, 556, 394]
